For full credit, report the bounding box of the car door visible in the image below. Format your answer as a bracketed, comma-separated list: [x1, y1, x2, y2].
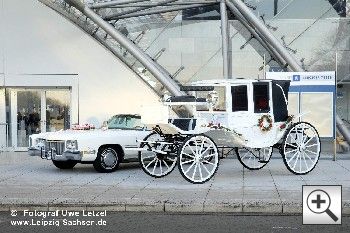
[122, 129, 150, 159]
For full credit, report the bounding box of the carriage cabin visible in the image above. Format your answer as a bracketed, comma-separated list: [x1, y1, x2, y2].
[139, 79, 320, 183]
[189, 79, 290, 122]
[180, 79, 291, 148]
[142, 79, 292, 148]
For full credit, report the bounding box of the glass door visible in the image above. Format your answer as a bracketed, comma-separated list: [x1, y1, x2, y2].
[45, 90, 71, 132]
[0, 88, 6, 150]
[8, 88, 71, 150]
[15, 90, 42, 148]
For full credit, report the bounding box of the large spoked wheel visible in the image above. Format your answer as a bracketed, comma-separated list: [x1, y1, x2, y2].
[236, 147, 273, 170]
[178, 135, 219, 184]
[282, 122, 321, 175]
[139, 132, 178, 178]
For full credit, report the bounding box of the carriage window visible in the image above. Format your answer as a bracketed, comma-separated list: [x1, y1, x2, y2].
[196, 86, 226, 111]
[231, 85, 248, 111]
[253, 83, 270, 113]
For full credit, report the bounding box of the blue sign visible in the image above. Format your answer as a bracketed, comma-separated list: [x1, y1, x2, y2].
[293, 75, 301, 81]
[266, 71, 336, 139]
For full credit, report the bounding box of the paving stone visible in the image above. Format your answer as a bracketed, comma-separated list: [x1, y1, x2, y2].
[204, 199, 242, 213]
[86, 203, 126, 212]
[243, 199, 282, 213]
[0, 151, 349, 213]
[125, 198, 164, 212]
[164, 200, 204, 213]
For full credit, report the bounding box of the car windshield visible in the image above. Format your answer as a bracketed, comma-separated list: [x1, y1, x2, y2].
[107, 115, 143, 129]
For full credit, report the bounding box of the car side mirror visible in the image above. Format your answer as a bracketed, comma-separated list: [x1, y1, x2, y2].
[102, 121, 108, 129]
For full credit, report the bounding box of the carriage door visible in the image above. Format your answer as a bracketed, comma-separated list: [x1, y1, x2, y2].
[249, 82, 275, 147]
[228, 85, 255, 136]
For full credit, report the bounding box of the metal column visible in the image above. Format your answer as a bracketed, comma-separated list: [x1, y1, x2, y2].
[220, 0, 230, 79]
[105, 3, 216, 20]
[225, 1, 288, 69]
[65, 0, 184, 97]
[226, 0, 303, 72]
[90, 0, 150, 9]
[104, 0, 178, 21]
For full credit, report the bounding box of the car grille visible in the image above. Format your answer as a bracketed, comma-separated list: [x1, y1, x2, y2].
[45, 140, 65, 155]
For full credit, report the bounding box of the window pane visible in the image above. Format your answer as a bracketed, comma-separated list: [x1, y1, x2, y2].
[17, 90, 41, 147]
[196, 86, 226, 111]
[301, 93, 333, 137]
[46, 90, 70, 132]
[232, 86, 248, 112]
[253, 84, 270, 113]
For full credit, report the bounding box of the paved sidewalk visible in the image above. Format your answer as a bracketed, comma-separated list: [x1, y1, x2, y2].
[0, 151, 349, 213]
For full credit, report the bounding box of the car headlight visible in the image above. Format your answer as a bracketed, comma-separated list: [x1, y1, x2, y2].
[66, 140, 78, 150]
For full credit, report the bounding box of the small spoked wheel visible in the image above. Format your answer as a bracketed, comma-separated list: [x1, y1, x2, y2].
[139, 132, 177, 178]
[282, 122, 321, 175]
[178, 135, 219, 184]
[236, 147, 272, 170]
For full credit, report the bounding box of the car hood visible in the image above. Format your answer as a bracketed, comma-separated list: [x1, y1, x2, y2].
[34, 129, 149, 141]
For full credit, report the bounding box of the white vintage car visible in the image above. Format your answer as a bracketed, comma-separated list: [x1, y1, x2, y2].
[28, 114, 150, 172]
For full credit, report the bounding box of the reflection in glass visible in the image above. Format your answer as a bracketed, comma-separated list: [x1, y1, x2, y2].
[5, 89, 11, 147]
[17, 91, 41, 147]
[196, 86, 226, 111]
[46, 90, 70, 132]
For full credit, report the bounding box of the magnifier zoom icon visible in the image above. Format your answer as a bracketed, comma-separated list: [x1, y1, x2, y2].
[307, 190, 339, 222]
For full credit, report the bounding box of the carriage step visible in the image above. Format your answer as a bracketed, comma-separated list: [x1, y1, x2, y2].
[258, 160, 269, 163]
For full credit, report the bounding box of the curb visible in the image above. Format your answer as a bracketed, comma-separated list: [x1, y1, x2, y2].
[1, 200, 349, 214]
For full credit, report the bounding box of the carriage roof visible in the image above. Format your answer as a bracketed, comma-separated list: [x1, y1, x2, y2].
[190, 79, 276, 86]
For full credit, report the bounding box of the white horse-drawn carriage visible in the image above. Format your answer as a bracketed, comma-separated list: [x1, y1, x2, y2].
[137, 79, 321, 184]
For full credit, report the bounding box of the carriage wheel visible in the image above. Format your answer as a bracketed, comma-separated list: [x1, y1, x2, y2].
[139, 132, 177, 178]
[282, 122, 320, 175]
[236, 147, 272, 170]
[178, 135, 219, 184]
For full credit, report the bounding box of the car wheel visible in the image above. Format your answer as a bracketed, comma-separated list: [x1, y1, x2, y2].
[93, 146, 121, 173]
[52, 160, 77, 169]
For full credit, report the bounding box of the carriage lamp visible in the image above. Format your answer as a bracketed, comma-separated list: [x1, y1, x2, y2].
[66, 140, 78, 150]
[280, 123, 286, 129]
[35, 138, 46, 147]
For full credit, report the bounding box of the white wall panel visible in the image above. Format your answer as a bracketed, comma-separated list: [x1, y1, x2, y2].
[1, 0, 160, 127]
[0, 88, 6, 149]
[0, 0, 4, 74]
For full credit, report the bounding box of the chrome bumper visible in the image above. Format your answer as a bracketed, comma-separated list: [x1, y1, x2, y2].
[52, 151, 82, 161]
[28, 147, 81, 161]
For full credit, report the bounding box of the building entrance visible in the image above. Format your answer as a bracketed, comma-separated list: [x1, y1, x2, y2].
[3, 88, 71, 150]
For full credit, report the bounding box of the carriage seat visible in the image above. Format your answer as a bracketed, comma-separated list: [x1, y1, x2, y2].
[168, 118, 197, 131]
[166, 96, 207, 103]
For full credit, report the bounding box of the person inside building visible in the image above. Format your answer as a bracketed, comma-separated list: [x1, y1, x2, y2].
[28, 107, 40, 134]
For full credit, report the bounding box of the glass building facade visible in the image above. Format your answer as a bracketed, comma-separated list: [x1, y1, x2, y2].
[98, 0, 349, 117]
[1, 0, 349, 149]
[96, 0, 349, 80]
[47, 0, 350, 118]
